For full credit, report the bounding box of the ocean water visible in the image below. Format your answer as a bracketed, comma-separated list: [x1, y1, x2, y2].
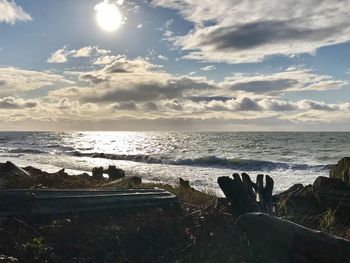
[0, 131, 349, 194]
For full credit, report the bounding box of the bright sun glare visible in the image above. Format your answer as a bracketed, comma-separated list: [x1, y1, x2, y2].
[95, 1, 122, 32]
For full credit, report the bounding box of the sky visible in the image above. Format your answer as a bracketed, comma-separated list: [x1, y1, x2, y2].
[1, 0, 350, 131]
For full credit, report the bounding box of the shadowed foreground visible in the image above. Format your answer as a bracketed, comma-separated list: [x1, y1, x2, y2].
[0, 162, 249, 263]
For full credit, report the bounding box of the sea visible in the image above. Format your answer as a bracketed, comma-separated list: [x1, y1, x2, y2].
[0, 131, 349, 195]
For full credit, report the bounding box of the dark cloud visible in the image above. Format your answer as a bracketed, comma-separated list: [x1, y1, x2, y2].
[0, 80, 6, 87]
[79, 76, 216, 103]
[299, 100, 338, 111]
[143, 102, 158, 111]
[230, 79, 298, 94]
[198, 20, 336, 51]
[235, 97, 262, 111]
[189, 96, 233, 102]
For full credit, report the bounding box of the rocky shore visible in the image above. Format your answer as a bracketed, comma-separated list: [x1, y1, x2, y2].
[1, 158, 350, 262]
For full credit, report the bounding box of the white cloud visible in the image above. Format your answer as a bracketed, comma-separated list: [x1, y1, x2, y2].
[157, 54, 168, 61]
[0, 0, 32, 24]
[152, 0, 350, 63]
[47, 47, 68, 63]
[47, 45, 111, 63]
[0, 67, 73, 96]
[200, 65, 216, 71]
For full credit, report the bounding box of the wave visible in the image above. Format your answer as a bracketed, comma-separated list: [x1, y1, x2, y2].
[7, 148, 48, 154]
[73, 152, 328, 171]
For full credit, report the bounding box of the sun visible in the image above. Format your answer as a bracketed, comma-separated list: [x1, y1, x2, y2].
[95, 1, 123, 32]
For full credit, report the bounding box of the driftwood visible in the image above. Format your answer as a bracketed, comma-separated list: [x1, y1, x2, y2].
[236, 213, 350, 263]
[330, 157, 350, 185]
[0, 188, 177, 218]
[217, 173, 274, 216]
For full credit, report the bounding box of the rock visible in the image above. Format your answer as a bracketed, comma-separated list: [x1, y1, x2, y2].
[92, 167, 104, 180]
[274, 184, 322, 216]
[179, 178, 190, 188]
[0, 161, 32, 189]
[106, 165, 125, 180]
[236, 213, 350, 263]
[58, 168, 67, 176]
[130, 176, 142, 185]
[313, 176, 350, 216]
[330, 157, 350, 185]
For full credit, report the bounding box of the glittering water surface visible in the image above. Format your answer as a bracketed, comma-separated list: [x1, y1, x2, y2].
[1, 131, 349, 194]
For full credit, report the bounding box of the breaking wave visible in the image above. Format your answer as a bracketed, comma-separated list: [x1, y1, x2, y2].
[72, 152, 328, 172]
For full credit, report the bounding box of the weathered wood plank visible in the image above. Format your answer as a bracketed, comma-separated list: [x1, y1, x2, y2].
[0, 188, 177, 217]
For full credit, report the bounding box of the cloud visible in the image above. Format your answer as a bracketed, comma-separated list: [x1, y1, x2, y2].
[112, 101, 137, 111]
[0, 67, 73, 96]
[41, 51, 350, 130]
[0, 0, 32, 24]
[0, 97, 37, 109]
[47, 45, 110, 63]
[143, 102, 158, 111]
[152, 0, 350, 63]
[47, 48, 68, 63]
[222, 69, 346, 95]
[200, 65, 216, 71]
[51, 74, 216, 104]
[157, 54, 168, 61]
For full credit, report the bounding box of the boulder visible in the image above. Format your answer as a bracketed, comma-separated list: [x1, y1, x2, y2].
[313, 176, 350, 216]
[274, 184, 322, 216]
[179, 178, 190, 188]
[0, 161, 32, 189]
[130, 176, 142, 185]
[92, 167, 104, 180]
[236, 213, 350, 263]
[106, 165, 125, 180]
[330, 157, 350, 185]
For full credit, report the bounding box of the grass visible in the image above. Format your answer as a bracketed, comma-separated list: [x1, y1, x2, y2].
[319, 209, 336, 233]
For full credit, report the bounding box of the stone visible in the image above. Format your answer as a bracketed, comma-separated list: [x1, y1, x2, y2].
[313, 176, 350, 216]
[130, 176, 142, 185]
[0, 161, 32, 189]
[330, 157, 350, 185]
[236, 213, 350, 263]
[179, 178, 190, 188]
[106, 165, 125, 180]
[92, 167, 104, 180]
[274, 184, 322, 216]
